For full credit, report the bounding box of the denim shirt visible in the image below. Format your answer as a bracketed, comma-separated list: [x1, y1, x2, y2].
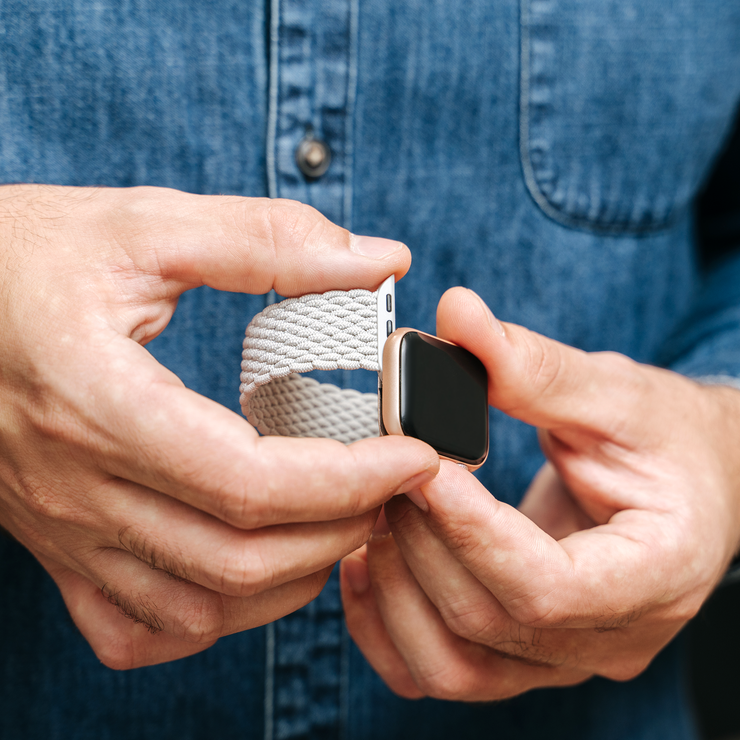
[1, 1, 739, 738]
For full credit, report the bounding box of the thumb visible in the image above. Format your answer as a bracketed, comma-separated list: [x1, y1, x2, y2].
[435, 287, 664, 440]
[116, 188, 410, 296]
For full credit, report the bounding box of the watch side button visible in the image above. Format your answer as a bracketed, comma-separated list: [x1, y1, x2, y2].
[376, 274, 395, 372]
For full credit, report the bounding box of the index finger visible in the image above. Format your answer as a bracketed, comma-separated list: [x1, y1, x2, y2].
[108, 187, 412, 297]
[417, 462, 684, 631]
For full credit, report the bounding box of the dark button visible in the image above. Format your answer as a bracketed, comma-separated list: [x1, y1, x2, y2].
[295, 136, 331, 178]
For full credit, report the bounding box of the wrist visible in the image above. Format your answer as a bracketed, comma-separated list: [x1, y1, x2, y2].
[699, 383, 740, 557]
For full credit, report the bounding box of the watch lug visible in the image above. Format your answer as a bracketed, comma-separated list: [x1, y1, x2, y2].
[377, 377, 389, 437]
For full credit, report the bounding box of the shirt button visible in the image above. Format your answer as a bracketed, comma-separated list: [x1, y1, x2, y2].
[295, 136, 331, 178]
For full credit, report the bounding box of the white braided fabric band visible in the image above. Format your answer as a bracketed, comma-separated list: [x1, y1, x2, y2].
[240, 277, 396, 444]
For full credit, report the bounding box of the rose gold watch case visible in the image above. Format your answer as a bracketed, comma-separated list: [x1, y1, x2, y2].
[379, 328, 488, 471]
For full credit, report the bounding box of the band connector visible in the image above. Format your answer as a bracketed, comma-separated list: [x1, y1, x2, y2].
[376, 275, 395, 374]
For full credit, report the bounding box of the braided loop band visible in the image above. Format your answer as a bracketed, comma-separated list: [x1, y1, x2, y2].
[240, 289, 381, 444]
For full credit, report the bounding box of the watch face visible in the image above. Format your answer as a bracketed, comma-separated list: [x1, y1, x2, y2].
[399, 331, 488, 466]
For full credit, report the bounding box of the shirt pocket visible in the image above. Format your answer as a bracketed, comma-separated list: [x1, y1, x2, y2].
[519, 0, 740, 234]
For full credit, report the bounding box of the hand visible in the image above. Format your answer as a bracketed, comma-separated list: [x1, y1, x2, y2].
[341, 286, 740, 700]
[0, 184, 439, 670]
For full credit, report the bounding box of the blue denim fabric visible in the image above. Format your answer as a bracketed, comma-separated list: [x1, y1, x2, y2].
[1, 0, 739, 738]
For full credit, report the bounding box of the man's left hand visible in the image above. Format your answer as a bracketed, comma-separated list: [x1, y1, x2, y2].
[341, 287, 740, 701]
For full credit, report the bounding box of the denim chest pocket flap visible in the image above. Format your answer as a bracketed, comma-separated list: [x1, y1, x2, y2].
[520, 0, 740, 234]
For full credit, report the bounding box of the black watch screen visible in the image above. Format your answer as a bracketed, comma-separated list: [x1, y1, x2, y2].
[399, 331, 489, 467]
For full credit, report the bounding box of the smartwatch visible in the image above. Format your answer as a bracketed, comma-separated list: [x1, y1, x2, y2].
[240, 276, 489, 469]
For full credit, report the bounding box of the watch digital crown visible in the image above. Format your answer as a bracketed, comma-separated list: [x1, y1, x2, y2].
[240, 275, 489, 469]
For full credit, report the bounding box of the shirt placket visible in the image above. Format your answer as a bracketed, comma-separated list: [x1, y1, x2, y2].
[267, 0, 357, 229]
[264, 0, 357, 738]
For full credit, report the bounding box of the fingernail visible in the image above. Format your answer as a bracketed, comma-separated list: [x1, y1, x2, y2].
[404, 489, 429, 512]
[467, 288, 505, 336]
[350, 234, 405, 259]
[343, 556, 370, 595]
[371, 507, 391, 539]
[396, 468, 436, 495]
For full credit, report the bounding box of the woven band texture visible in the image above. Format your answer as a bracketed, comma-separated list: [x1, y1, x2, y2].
[240, 289, 381, 444]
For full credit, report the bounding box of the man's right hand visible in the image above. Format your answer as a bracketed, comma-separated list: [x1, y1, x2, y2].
[0, 184, 438, 669]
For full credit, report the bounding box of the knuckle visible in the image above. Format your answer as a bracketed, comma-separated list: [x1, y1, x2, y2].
[340, 481, 368, 521]
[526, 332, 563, 398]
[341, 445, 379, 516]
[174, 599, 223, 644]
[599, 350, 633, 370]
[17, 475, 56, 518]
[223, 197, 264, 267]
[510, 592, 563, 629]
[335, 510, 377, 558]
[413, 669, 449, 699]
[353, 509, 379, 544]
[303, 566, 333, 604]
[492, 328, 565, 416]
[593, 608, 643, 633]
[29, 397, 87, 447]
[16, 474, 74, 522]
[596, 351, 641, 381]
[386, 678, 425, 701]
[594, 352, 655, 440]
[212, 491, 245, 527]
[490, 625, 563, 667]
[118, 185, 166, 219]
[442, 603, 502, 645]
[414, 665, 477, 702]
[94, 639, 138, 672]
[307, 446, 362, 518]
[258, 198, 348, 295]
[218, 547, 272, 597]
[267, 198, 326, 245]
[280, 567, 332, 614]
[213, 485, 264, 529]
[218, 449, 283, 528]
[672, 594, 704, 623]
[253, 197, 322, 255]
[598, 654, 652, 682]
